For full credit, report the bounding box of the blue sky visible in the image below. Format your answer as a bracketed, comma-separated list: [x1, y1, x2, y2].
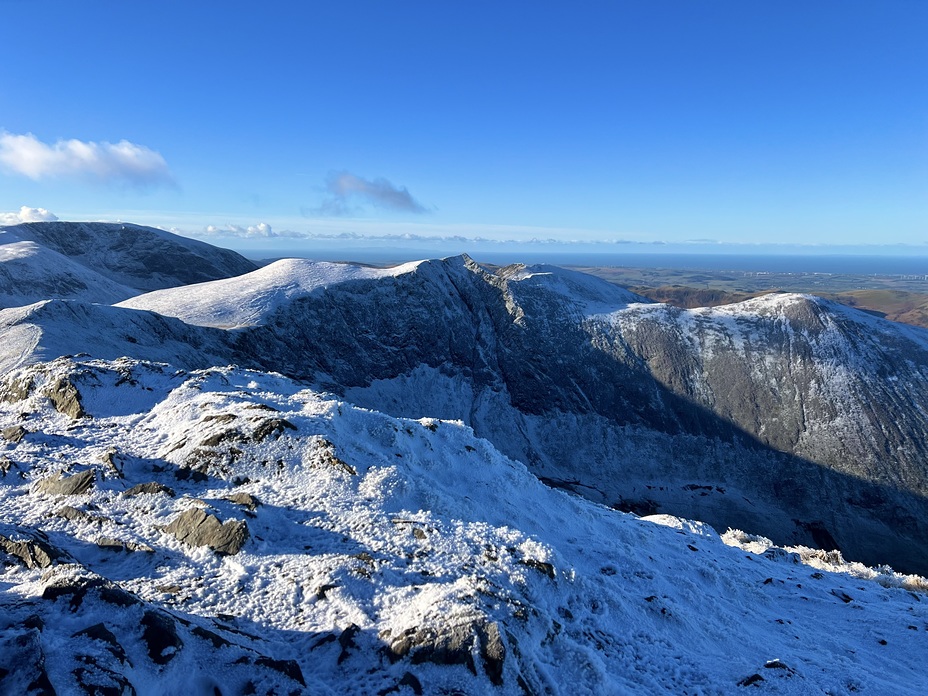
[1, 0, 926, 257]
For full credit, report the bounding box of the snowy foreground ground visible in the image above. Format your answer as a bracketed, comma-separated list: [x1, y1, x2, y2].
[2, 357, 928, 695]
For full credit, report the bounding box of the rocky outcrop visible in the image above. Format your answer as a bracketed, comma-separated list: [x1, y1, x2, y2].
[383, 618, 506, 686]
[0, 530, 68, 568]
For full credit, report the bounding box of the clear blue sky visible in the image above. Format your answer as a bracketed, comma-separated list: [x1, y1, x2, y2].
[1, 0, 926, 255]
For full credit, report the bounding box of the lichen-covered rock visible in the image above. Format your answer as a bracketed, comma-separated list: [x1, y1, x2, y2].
[36, 469, 95, 496]
[159, 508, 248, 555]
[123, 481, 175, 497]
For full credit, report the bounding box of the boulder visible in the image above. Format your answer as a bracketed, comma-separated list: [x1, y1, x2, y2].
[159, 508, 248, 555]
[1, 425, 27, 444]
[36, 469, 95, 496]
[45, 377, 86, 418]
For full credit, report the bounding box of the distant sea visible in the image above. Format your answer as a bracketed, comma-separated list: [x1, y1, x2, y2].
[241, 245, 928, 277]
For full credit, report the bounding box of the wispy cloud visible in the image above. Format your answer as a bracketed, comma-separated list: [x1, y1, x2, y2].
[0, 132, 173, 187]
[311, 171, 428, 216]
[0, 205, 59, 226]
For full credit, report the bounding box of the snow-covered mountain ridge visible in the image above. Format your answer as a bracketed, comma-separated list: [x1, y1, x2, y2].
[0, 221, 258, 309]
[109, 255, 928, 575]
[2, 357, 927, 695]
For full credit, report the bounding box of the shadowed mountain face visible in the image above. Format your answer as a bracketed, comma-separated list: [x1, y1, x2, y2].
[0, 222, 258, 309]
[7, 255, 928, 572]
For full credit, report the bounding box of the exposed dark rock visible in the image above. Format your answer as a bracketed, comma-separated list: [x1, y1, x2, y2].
[519, 558, 555, 579]
[251, 417, 297, 442]
[73, 663, 137, 696]
[99, 448, 123, 478]
[0, 374, 34, 404]
[224, 492, 260, 511]
[55, 505, 103, 523]
[191, 626, 233, 649]
[95, 537, 154, 553]
[140, 611, 183, 665]
[0, 630, 56, 696]
[0, 456, 16, 477]
[254, 656, 306, 686]
[337, 623, 362, 664]
[383, 618, 506, 682]
[199, 429, 244, 447]
[36, 469, 96, 496]
[122, 482, 175, 497]
[73, 623, 130, 665]
[1, 425, 27, 443]
[42, 572, 139, 611]
[45, 377, 86, 418]
[0, 530, 67, 568]
[480, 622, 506, 686]
[159, 508, 249, 555]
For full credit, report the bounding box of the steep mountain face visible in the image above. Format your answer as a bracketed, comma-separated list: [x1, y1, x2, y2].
[0, 222, 258, 308]
[114, 256, 928, 574]
[2, 358, 926, 695]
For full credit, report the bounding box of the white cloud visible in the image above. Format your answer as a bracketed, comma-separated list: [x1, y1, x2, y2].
[200, 223, 305, 239]
[0, 205, 59, 226]
[0, 132, 173, 186]
[313, 171, 428, 215]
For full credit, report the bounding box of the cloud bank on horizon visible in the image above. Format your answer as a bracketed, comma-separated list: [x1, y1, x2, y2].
[311, 171, 428, 216]
[0, 132, 172, 187]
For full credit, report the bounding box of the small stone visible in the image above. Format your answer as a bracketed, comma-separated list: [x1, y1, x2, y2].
[123, 481, 175, 497]
[224, 492, 260, 511]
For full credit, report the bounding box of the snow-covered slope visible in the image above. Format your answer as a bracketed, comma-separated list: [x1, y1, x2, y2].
[5, 245, 928, 574]
[0, 236, 138, 308]
[118, 257, 424, 328]
[0, 300, 227, 375]
[113, 255, 928, 575]
[0, 222, 258, 309]
[2, 357, 926, 695]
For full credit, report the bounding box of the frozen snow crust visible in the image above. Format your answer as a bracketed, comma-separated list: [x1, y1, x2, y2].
[2, 357, 928, 695]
